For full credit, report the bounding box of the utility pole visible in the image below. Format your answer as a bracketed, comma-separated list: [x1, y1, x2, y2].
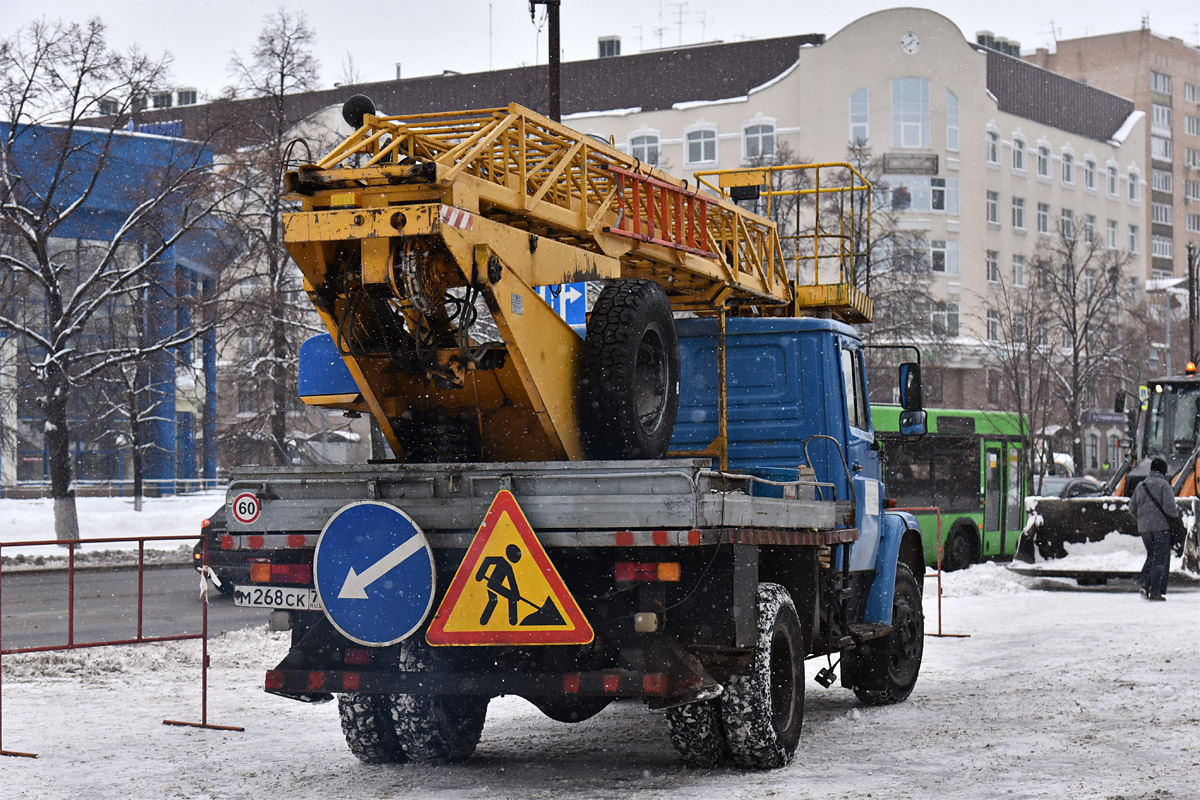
[529, 0, 561, 122]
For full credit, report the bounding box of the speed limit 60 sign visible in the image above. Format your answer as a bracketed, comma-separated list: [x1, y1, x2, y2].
[232, 492, 261, 525]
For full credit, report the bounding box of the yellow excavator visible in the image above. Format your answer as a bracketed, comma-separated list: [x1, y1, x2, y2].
[1013, 369, 1200, 582]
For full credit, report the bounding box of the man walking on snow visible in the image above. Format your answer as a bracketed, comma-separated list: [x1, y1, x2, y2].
[1129, 456, 1178, 601]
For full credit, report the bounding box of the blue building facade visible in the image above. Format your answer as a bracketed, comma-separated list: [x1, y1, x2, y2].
[0, 122, 220, 491]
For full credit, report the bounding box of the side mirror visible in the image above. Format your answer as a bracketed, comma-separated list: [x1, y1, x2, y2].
[1114, 392, 1125, 414]
[899, 362, 922, 411]
[899, 410, 928, 437]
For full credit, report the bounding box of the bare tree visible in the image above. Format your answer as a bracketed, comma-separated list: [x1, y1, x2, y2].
[1021, 219, 1131, 474]
[216, 9, 328, 467]
[0, 18, 223, 538]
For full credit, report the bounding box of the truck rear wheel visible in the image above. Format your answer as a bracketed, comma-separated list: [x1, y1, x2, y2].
[719, 582, 804, 769]
[338, 693, 407, 764]
[849, 563, 924, 706]
[666, 698, 729, 767]
[389, 640, 489, 762]
[580, 280, 679, 459]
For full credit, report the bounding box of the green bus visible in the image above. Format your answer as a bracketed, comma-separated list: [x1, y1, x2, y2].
[872, 405, 1027, 571]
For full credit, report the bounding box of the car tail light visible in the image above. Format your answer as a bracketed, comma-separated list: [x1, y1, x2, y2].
[614, 561, 681, 582]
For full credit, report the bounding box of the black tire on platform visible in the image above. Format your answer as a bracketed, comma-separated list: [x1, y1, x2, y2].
[337, 693, 407, 764]
[941, 521, 981, 572]
[389, 640, 489, 763]
[719, 582, 805, 769]
[666, 698, 730, 767]
[579, 280, 679, 460]
[850, 563, 924, 706]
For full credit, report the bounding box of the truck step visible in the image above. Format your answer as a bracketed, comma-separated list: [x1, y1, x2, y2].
[848, 622, 894, 643]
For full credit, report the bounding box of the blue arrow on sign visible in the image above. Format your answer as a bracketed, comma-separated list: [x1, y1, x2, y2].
[313, 502, 436, 646]
[536, 282, 586, 328]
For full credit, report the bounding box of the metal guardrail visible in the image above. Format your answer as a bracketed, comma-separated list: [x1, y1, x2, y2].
[0, 534, 241, 758]
[0, 479, 222, 499]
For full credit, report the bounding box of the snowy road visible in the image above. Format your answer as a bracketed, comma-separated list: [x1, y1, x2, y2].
[3, 565, 1197, 800]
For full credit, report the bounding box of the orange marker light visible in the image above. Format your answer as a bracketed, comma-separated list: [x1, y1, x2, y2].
[1186, 361, 1196, 375]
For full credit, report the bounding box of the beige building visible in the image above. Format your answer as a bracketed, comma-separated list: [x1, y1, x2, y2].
[1028, 28, 1200, 280]
[568, 8, 1147, 415]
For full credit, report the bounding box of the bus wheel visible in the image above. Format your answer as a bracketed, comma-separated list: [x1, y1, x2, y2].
[941, 522, 980, 572]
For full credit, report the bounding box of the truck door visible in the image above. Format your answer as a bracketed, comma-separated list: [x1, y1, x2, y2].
[840, 340, 882, 572]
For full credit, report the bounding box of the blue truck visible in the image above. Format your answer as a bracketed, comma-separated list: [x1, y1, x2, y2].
[225, 315, 926, 770]
[222, 99, 926, 770]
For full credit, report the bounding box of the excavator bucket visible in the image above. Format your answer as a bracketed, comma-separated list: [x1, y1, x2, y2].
[1012, 495, 1200, 583]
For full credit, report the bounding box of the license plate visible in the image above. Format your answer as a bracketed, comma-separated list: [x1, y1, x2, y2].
[234, 585, 323, 611]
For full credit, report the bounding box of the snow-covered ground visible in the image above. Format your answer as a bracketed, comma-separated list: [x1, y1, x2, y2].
[0, 492, 222, 567]
[4, 561, 1197, 799]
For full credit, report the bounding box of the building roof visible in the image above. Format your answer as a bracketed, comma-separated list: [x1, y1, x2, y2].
[129, 35, 824, 150]
[984, 48, 1134, 142]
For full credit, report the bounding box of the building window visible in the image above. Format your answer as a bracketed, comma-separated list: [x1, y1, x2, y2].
[1188, 180, 1200, 202]
[1084, 214, 1096, 242]
[152, 91, 173, 109]
[931, 177, 949, 211]
[1152, 202, 1173, 226]
[1037, 145, 1050, 177]
[1061, 152, 1074, 184]
[98, 98, 120, 116]
[1106, 219, 1118, 249]
[1037, 202, 1050, 234]
[1128, 171, 1141, 202]
[1151, 103, 1173, 133]
[946, 90, 959, 151]
[237, 384, 258, 415]
[1152, 169, 1173, 193]
[1012, 196, 1025, 229]
[1151, 136, 1172, 162]
[928, 239, 959, 274]
[986, 250, 1000, 282]
[1061, 208, 1074, 239]
[1186, 147, 1200, 169]
[849, 88, 869, 145]
[1012, 137, 1026, 171]
[1129, 224, 1139, 253]
[987, 311, 1001, 342]
[1188, 213, 1200, 233]
[1153, 236, 1173, 259]
[1107, 165, 1119, 196]
[1013, 254, 1026, 286]
[1151, 70, 1172, 94]
[1187, 115, 1200, 137]
[1084, 159, 1096, 191]
[1188, 82, 1200, 103]
[176, 89, 197, 106]
[986, 190, 999, 224]
[685, 128, 717, 165]
[743, 123, 775, 161]
[891, 77, 930, 149]
[987, 130, 1000, 164]
[630, 134, 660, 166]
[931, 302, 959, 336]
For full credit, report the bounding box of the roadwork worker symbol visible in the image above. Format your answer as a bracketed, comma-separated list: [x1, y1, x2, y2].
[426, 490, 593, 646]
[475, 544, 566, 627]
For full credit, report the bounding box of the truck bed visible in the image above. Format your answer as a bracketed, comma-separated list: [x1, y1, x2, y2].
[226, 459, 850, 548]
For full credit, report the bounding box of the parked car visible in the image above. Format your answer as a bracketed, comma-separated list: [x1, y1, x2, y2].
[1032, 475, 1106, 498]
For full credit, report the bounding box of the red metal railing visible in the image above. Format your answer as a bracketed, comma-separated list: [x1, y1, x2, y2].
[0, 534, 243, 758]
[894, 506, 969, 639]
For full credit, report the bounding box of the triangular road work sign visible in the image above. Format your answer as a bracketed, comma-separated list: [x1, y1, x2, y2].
[426, 490, 593, 646]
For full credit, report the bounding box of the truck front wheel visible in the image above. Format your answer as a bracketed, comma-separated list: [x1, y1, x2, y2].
[337, 693, 408, 764]
[719, 582, 804, 769]
[849, 563, 924, 706]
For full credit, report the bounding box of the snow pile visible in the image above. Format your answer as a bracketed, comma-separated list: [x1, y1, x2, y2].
[933, 561, 1034, 597]
[0, 491, 223, 566]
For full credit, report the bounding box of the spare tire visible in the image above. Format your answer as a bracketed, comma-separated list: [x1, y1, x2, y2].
[579, 280, 679, 459]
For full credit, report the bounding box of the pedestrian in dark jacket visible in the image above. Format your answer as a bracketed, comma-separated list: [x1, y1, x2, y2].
[1128, 456, 1178, 601]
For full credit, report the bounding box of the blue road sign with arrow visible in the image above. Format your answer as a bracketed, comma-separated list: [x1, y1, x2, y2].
[313, 502, 436, 647]
[536, 282, 586, 329]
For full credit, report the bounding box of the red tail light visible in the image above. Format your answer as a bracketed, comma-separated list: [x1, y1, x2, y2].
[614, 561, 681, 582]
